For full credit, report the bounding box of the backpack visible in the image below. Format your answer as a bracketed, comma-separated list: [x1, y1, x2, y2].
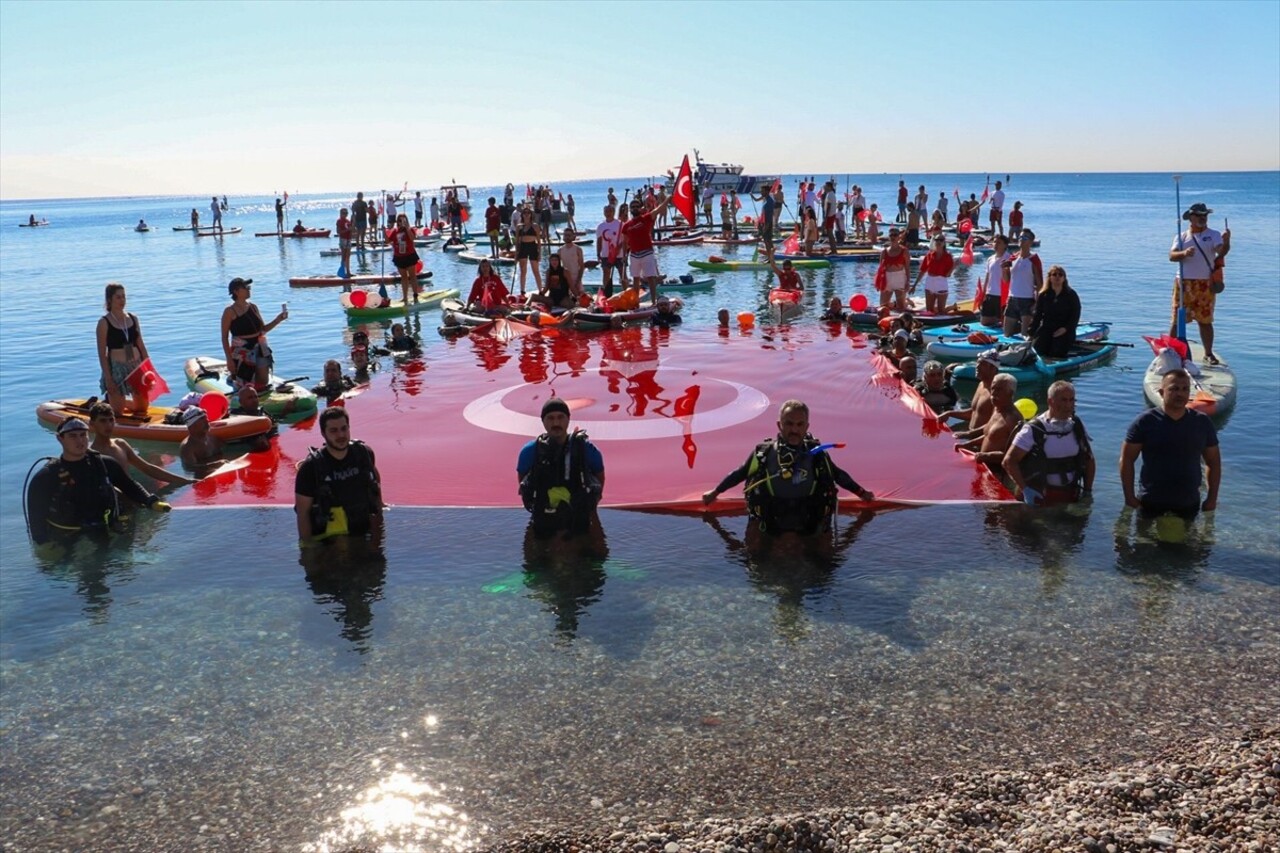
[998, 341, 1038, 367]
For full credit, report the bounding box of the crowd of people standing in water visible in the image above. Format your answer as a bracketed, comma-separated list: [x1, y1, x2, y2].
[24, 177, 1230, 558]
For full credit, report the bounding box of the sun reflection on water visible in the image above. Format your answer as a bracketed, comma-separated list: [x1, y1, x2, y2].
[305, 765, 479, 853]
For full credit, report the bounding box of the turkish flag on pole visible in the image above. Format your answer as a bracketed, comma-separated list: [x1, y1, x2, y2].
[770, 178, 781, 194]
[671, 155, 697, 227]
[980, 184, 989, 202]
[125, 358, 171, 398]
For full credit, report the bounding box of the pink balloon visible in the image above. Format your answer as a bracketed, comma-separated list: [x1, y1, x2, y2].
[849, 293, 869, 312]
[199, 392, 229, 421]
[350, 290, 367, 308]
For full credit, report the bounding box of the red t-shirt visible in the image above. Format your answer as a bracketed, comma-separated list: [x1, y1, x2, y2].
[336, 218, 352, 240]
[1009, 209, 1024, 228]
[621, 213, 655, 253]
[897, 186, 908, 203]
[484, 207, 502, 231]
[776, 268, 802, 291]
[920, 251, 954, 276]
[391, 228, 416, 256]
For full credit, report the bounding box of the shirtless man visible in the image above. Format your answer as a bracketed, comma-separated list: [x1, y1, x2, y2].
[959, 373, 1021, 478]
[179, 407, 225, 473]
[939, 349, 1000, 438]
[88, 401, 194, 485]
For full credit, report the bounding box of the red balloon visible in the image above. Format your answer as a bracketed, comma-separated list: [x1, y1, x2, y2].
[415, 260, 424, 274]
[199, 392, 229, 421]
[350, 290, 367, 308]
[849, 293, 869, 312]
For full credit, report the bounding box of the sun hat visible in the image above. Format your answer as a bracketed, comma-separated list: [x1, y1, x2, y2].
[1182, 202, 1212, 220]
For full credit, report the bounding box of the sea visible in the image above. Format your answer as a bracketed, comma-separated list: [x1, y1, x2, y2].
[1, 172, 1277, 851]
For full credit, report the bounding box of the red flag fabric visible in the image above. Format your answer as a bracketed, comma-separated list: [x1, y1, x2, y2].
[980, 185, 989, 202]
[671, 155, 697, 227]
[770, 178, 782, 194]
[973, 276, 986, 308]
[1143, 334, 1189, 360]
[719, 193, 728, 207]
[733, 195, 741, 211]
[781, 231, 800, 255]
[1000, 271, 1011, 308]
[461, 207, 470, 223]
[874, 260, 887, 292]
[126, 358, 171, 398]
[959, 219, 973, 234]
[960, 236, 975, 266]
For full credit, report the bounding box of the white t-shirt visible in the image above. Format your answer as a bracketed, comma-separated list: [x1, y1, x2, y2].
[1012, 415, 1091, 486]
[984, 251, 1010, 292]
[1008, 254, 1041, 299]
[1171, 228, 1223, 279]
[851, 192, 865, 209]
[990, 189, 1005, 212]
[596, 220, 622, 260]
[823, 193, 838, 217]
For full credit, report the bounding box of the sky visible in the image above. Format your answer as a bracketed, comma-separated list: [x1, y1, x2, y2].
[1, 0, 1277, 200]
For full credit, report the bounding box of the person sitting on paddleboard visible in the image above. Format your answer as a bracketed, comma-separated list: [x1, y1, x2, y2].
[701, 399, 873, 534]
[136, 219, 148, 231]
[466, 259, 511, 316]
[530, 254, 575, 310]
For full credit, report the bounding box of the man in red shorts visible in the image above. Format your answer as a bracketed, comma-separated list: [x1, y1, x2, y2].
[621, 195, 670, 307]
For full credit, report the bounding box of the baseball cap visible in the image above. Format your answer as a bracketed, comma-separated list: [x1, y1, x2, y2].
[182, 407, 208, 425]
[228, 277, 253, 294]
[57, 417, 90, 435]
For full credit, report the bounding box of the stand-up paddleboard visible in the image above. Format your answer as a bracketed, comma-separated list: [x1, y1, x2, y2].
[254, 228, 331, 238]
[1143, 341, 1236, 417]
[194, 227, 242, 236]
[289, 270, 432, 288]
[341, 288, 459, 320]
[184, 357, 318, 416]
[35, 399, 272, 443]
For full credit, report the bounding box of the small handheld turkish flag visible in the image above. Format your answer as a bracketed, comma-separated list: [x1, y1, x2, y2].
[672, 155, 697, 226]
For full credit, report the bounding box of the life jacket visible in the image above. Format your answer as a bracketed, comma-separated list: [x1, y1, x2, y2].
[519, 430, 601, 537]
[42, 451, 122, 536]
[304, 441, 381, 538]
[743, 435, 837, 535]
[1018, 416, 1092, 498]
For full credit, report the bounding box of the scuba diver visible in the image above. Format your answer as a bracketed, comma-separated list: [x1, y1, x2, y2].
[702, 399, 873, 535]
[517, 397, 605, 540]
[294, 408, 384, 547]
[25, 417, 171, 547]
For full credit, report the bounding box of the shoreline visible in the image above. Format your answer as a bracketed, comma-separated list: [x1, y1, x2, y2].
[479, 727, 1278, 853]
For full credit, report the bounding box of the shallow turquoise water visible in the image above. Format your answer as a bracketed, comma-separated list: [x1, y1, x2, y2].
[1, 173, 1277, 848]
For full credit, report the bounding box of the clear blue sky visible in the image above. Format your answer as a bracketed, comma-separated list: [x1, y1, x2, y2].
[2, 0, 1277, 199]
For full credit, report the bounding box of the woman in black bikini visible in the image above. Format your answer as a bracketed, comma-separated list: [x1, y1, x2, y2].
[220, 277, 287, 390]
[96, 283, 152, 416]
[515, 207, 543, 297]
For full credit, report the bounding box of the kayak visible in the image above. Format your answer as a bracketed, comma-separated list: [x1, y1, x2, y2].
[441, 241, 470, 253]
[134, 226, 151, 233]
[341, 288, 459, 320]
[925, 323, 1112, 361]
[768, 288, 803, 323]
[457, 249, 516, 265]
[184, 357, 318, 416]
[952, 342, 1118, 384]
[18, 221, 50, 227]
[255, 229, 331, 238]
[194, 227, 242, 236]
[847, 308, 978, 328]
[1142, 341, 1236, 417]
[655, 275, 715, 291]
[289, 270, 432, 288]
[35, 399, 272, 443]
[689, 258, 831, 271]
[573, 306, 662, 331]
[777, 249, 881, 264]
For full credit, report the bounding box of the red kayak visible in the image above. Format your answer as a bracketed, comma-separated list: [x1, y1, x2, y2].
[289, 270, 432, 288]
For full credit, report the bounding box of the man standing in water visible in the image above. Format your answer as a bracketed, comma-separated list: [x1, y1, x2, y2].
[517, 398, 605, 540]
[702, 399, 873, 535]
[1120, 368, 1220, 519]
[295, 408, 384, 546]
[1169, 202, 1230, 365]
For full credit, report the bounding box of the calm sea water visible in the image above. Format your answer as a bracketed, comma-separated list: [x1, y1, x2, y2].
[1, 172, 1277, 849]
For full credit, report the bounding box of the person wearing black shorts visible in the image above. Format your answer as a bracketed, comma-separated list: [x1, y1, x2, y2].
[514, 208, 542, 296]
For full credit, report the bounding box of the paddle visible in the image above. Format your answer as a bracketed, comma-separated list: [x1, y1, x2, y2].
[1173, 175, 1187, 347]
[274, 376, 309, 392]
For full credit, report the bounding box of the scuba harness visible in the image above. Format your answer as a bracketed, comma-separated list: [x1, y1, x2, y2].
[305, 441, 381, 538]
[24, 452, 124, 542]
[519, 429, 601, 536]
[743, 435, 839, 534]
[1018, 416, 1092, 499]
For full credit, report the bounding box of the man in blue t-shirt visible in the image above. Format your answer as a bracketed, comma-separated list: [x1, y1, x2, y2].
[1120, 368, 1221, 519]
[516, 398, 605, 538]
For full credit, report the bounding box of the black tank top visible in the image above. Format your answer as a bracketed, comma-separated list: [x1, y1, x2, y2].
[229, 306, 264, 340]
[102, 313, 137, 350]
